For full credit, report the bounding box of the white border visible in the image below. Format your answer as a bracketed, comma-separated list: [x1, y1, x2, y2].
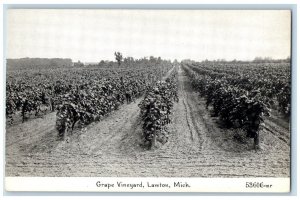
[0, 0, 299, 4]
[5, 177, 290, 192]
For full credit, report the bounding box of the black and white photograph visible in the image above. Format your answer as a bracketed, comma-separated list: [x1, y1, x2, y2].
[3, 7, 293, 193]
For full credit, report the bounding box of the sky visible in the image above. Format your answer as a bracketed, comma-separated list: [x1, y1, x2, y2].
[6, 9, 291, 62]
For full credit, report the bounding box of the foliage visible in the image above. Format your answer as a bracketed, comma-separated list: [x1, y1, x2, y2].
[139, 67, 178, 148]
[182, 62, 286, 149]
[6, 58, 174, 141]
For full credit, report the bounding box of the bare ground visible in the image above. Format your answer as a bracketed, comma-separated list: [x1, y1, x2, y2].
[5, 67, 290, 177]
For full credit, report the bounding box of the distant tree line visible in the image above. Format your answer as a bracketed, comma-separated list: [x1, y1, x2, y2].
[7, 58, 73, 69]
[252, 57, 290, 63]
[183, 56, 291, 64]
[94, 52, 165, 68]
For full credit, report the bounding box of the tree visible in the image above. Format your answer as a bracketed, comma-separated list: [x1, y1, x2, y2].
[74, 60, 84, 67]
[114, 52, 123, 66]
[98, 60, 105, 66]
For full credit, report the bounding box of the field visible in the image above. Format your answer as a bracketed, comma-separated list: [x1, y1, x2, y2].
[5, 59, 290, 177]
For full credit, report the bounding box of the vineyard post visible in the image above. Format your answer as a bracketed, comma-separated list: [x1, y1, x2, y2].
[254, 132, 260, 151]
[151, 103, 157, 150]
[151, 126, 156, 150]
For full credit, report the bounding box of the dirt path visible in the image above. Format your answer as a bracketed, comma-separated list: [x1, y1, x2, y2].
[6, 66, 290, 177]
